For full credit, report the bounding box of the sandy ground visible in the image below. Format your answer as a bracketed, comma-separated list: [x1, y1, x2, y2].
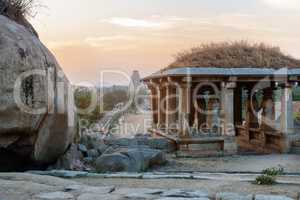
[157, 154, 300, 173]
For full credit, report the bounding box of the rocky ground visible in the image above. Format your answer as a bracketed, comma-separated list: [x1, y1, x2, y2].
[159, 154, 300, 173]
[0, 172, 299, 200]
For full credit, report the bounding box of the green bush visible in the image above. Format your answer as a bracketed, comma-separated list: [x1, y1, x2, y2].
[255, 175, 276, 185]
[262, 166, 284, 176]
[254, 166, 284, 185]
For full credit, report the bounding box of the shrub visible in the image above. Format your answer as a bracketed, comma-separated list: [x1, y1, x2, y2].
[255, 175, 276, 185]
[262, 166, 284, 176]
[254, 166, 284, 185]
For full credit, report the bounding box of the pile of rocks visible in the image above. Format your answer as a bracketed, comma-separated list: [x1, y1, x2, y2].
[51, 134, 175, 173]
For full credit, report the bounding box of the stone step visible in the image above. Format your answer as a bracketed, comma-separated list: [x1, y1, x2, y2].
[176, 150, 224, 158]
[292, 140, 300, 147]
[290, 146, 300, 154]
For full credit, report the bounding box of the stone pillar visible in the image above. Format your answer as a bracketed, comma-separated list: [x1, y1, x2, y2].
[197, 98, 206, 132]
[179, 81, 192, 137]
[150, 86, 159, 128]
[221, 82, 236, 136]
[280, 83, 294, 134]
[206, 98, 214, 130]
[234, 87, 243, 126]
[245, 86, 260, 129]
[158, 84, 167, 129]
[206, 98, 220, 132]
[261, 87, 275, 131]
[166, 83, 177, 130]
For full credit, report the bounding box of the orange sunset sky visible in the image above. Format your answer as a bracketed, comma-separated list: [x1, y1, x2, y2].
[30, 0, 300, 85]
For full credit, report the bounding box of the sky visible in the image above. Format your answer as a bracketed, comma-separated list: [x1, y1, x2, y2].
[30, 0, 300, 85]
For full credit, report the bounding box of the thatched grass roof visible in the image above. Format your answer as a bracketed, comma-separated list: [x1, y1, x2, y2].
[167, 41, 300, 69]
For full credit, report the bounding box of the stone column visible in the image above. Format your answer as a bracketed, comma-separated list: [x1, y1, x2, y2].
[179, 80, 192, 137]
[234, 87, 243, 126]
[158, 84, 167, 129]
[221, 82, 236, 136]
[245, 85, 260, 129]
[166, 83, 177, 130]
[197, 98, 206, 133]
[261, 87, 275, 131]
[149, 86, 159, 128]
[206, 98, 214, 130]
[280, 83, 294, 134]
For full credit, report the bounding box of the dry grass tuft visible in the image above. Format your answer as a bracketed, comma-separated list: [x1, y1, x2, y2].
[168, 41, 300, 69]
[0, 0, 36, 19]
[0, 0, 39, 37]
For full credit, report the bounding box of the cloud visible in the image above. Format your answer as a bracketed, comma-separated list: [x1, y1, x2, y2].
[46, 40, 81, 49]
[84, 35, 135, 47]
[262, 0, 300, 10]
[102, 16, 186, 29]
[104, 17, 166, 28]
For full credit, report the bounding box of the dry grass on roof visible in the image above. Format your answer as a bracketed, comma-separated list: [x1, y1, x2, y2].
[168, 41, 300, 69]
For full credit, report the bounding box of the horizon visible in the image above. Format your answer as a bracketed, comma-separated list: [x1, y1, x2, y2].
[30, 0, 300, 85]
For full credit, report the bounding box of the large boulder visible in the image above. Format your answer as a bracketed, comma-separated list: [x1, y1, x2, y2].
[95, 147, 167, 173]
[105, 136, 176, 153]
[0, 15, 76, 170]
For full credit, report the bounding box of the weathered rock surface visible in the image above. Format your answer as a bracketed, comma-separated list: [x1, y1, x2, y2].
[161, 189, 209, 198]
[0, 173, 298, 200]
[34, 191, 74, 200]
[0, 15, 76, 170]
[95, 147, 167, 172]
[48, 144, 85, 171]
[105, 136, 176, 152]
[255, 195, 294, 200]
[216, 192, 253, 200]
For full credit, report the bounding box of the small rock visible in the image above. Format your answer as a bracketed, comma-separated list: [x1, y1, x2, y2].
[106, 138, 138, 147]
[102, 146, 116, 155]
[35, 192, 74, 200]
[87, 149, 100, 158]
[64, 185, 115, 194]
[255, 195, 294, 200]
[78, 144, 88, 153]
[49, 144, 84, 170]
[97, 142, 108, 155]
[95, 153, 132, 173]
[83, 157, 94, 164]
